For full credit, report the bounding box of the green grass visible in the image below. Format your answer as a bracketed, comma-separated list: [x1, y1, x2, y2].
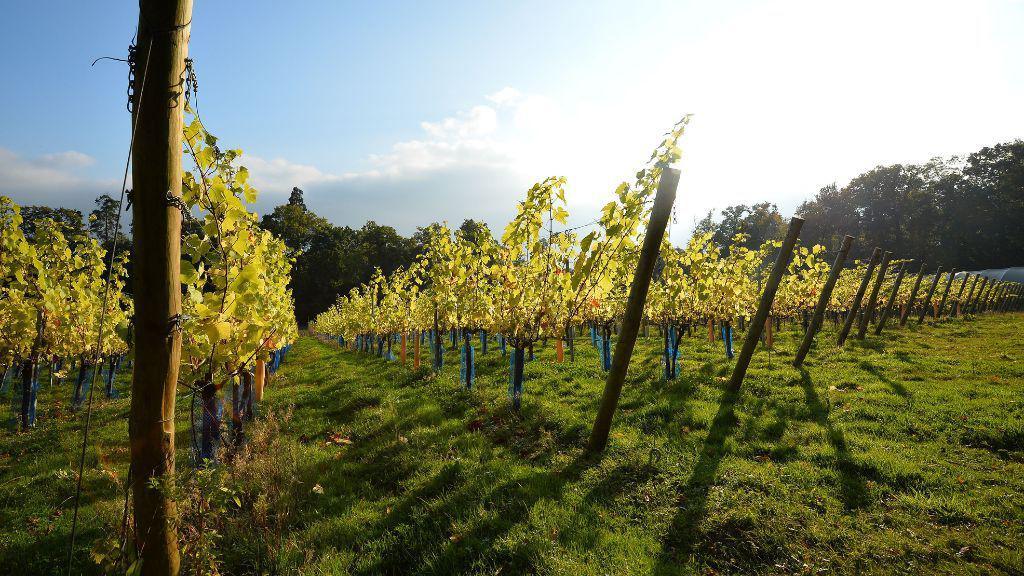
[2, 313, 1024, 574]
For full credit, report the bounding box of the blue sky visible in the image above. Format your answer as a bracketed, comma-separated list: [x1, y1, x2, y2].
[2, 0, 1023, 242]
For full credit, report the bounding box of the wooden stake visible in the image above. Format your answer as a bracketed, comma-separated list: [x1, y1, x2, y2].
[857, 250, 891, 339]
[129, 1, 193, 572]
[400, 332, 407, 365]
[838, 247, 882, 345]
[935, 271, 956, 318]
[728, 217, 804, 392]
[794, 235, 853, 367]
[916, 267, 943, 324]
[899, 263, 926, 326]
[961, 274, 981, 315]
[589, 168, 679, 453]
[254, 359, 265, 402]
[874, 262, 906, 335]
[969, 277, 989, 314]
[952, 273, 970, 316]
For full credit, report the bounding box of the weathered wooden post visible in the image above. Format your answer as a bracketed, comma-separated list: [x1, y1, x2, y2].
[980, 282, 997, 312]
[589, 168, 679, 453]
[935, 271, 955, 318]
[874, 262, 906, 335]
[793, 235, 853, 367]
[128, 1, 193, 573]
[727, 217, 804, 392]
[838, 247, 882, 345]
[254, 358, 266, 402]
[1001, 285, 1020, 312]
[970, 277, 989, 313]
[857, 250, 891, 339]
[983, 285, 999, 313]
[916, 267, 943, 324]
[952, 273, 970, 317]
[898, 263, 924, 326]
[961, 274, 981, 315]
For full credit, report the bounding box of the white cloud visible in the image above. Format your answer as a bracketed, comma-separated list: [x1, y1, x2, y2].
[0, 148, 113, 211]
[243, 155, 343, 192]
[420, 105, 498, 139]
[35, 150, 96, 170]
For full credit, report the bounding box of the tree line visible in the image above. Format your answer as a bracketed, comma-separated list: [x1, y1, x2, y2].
[696, 139, 1024, 269]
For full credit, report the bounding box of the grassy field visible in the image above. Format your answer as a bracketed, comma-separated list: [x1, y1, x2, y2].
[2, 313, 1023, 575]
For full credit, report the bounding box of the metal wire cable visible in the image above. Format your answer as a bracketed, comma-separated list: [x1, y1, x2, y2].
[66, 34, 153, 575]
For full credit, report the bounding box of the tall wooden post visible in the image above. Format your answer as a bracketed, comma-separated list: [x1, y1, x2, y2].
[916, 267, 943, 324]
[962, 274, 981, 315]
[1001, 285, 1019, 312]
[899, 263, 926, 326]
[935, 271, 955, 318]
[970, 277, 989, 313]
[979, 281, 996, 312]
[793, 235, 853, 367]
[856, 250, 891, 339]
[589, 168, 679, 453]
[952, 273, 970, 316]
[129, 2, 193, 573]
[874, 262, 906, 335]
[254, 358, 266, 402]
[838, 247, 881, 345]
[728, 217, 804, 392]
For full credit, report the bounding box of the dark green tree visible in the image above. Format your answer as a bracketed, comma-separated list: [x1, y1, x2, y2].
[19, 205, 85, 242]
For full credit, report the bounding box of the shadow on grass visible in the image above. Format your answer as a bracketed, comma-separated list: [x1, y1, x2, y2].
[355, 450, 600, 575]
[798, 368, 870, 509]
[654, 386, 740, 569]
[858, 360, 910, 398]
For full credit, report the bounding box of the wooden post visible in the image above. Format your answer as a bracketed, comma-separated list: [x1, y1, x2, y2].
[589, 168, 679, 453]
[952, 273, 970, 316]
[874, 262, 906, 335]
[727, 217, 804, 392]
[128, 1, 193, 573]
[991, 284, 1004, 312]
[935, 271, 956, 318]
[962, 274, 981, 315]
[856, 250, 891, 339]
[899, 263, 926, 326]
[970, 277, 989, 313]
[979, 281, 996, 312]
[254, 358, 266, 402]
[794, 235, 853, 367]
[400, 332, 407, 364]
[1001, 285, 1019, 312]
[916, 267, 943, 324]
[838, 247, 881, 345]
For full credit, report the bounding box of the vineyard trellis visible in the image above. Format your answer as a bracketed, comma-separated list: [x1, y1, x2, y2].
[307, 119, 1023, 444]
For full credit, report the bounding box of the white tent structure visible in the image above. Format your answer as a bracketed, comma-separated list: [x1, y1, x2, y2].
[964, 267, 1024, 284]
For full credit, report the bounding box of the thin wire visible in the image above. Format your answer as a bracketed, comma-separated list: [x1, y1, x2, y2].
[67, 34, 153, 575]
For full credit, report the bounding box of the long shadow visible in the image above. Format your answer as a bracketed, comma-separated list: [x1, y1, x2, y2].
[798, 368, 870, 509]
[858, 360, 910, 398]
[654, 387, 740, 569]
[355, 449, 599, 575]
